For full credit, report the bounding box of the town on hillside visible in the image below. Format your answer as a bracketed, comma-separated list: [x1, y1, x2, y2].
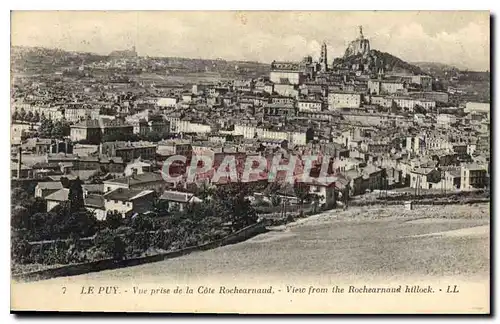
[10, 22, 491, 284]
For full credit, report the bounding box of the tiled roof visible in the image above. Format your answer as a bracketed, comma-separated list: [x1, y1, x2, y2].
[159, 190, 195, 203]
[104, 172, 164, 186]
[104, 188, 154, 201]
[24, 138, 53, 146]
[412, 167, 435, 175]
[69, 170, 99, 180]
[82, 183, 104, 193]
[84, 194, 105, 209]
[10, 162, 32, 170]
[71, 119, 100, 128]
[48, 175, 78, 181]
[445, 169, 462, 178]
[45, 188, 69, 201]
[36, 182, 63, 190]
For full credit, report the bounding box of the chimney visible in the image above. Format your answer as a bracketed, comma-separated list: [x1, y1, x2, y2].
[17, 146, 22, 179]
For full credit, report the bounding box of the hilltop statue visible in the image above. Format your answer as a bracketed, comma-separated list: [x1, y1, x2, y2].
[344, 25, 371, 58]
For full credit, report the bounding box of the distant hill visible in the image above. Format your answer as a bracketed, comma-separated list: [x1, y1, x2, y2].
[413, 61, 490, 82]
[333, 49, 427, 76]
[412, 62, 461, 79]
[413, 61, 460, 71]
[10, 46, 270, 78]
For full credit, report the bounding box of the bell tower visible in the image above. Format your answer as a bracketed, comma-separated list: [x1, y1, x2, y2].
[320, 41, 328, 72]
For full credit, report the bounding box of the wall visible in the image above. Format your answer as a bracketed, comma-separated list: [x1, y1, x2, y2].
[13, 222, 267, 282]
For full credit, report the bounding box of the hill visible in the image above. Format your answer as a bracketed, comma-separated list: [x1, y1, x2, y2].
[332, 49, 427, 76]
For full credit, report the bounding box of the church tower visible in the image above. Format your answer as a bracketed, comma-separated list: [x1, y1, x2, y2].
[320, 41, 328, 72]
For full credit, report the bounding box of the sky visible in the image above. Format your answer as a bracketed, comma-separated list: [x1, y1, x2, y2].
[11, 11, 490, 71]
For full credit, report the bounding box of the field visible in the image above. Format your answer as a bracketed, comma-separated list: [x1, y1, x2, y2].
[30, 203, 489, 284]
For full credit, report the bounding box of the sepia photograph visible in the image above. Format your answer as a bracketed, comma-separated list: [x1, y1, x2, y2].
[9, 10, 491, 314]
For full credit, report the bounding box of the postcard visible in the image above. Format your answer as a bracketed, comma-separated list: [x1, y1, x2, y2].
[10, 10, 490, 314]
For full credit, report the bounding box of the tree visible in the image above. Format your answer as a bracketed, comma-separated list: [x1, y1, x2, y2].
[197, 182, 214, 200]
[68, 177, 84, 213]
[131, 214, 154, 232]
[265, 182, 282, 207]
[39, 116, 54, 138]
[11, 231, 31, 264]
[60, 176, 71, 188]
[94, 228, 126, 260]
[51, 120, 64, 138]
[152, 199, 169, 217]
[414, 105, 427, 115]
[11, 206, 30, 230]
[26, 111, 34, 122]
[33, 111, 40, 123]
[293, 182, 311, 207]
[11, 187, 31, 207]
[390, 101, 399, 114]
[310, 193, 324, 213]
[212, 182, 258, 231]
[106, 211, 123, 229]
[19, 108, 26, 121]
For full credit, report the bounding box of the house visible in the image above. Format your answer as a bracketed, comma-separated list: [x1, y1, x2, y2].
[442, 167, 462, 190]
[35, 181, 64, 198]
[409, 168, 442, 190]
[103, 171, 168, 193]
[460, 164, 487, 190]
[361, 165, 384, 191]
[158, 190, 202, 212]
[45, 188, 70, 211]
[103, 188, 155, 218]
[297, 99, 323, 112]
[11, 161, 32, 179]
[100, 141, 157, 163]
[84, 194, 106, 220]
[344, 169, 365, 196]
[263, 103, 296, 118]
[70, 119, 134, 144]
[70, 120, 101, 144]
[73, 144, 99, 156]
[30, 162, 61, 178]
[45, 187, 106, 219]
[385, 167, 402, 188]
[368, 79, 406, 95]
[82, 183, 105, 195]
[436, 114, 457, 128]
[124, 158, 153, 176]
[156, 97, 178, 108]
[305, 180, 337, 210]
[327, 92, 362, 110]
[21, 138, 53, 155]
